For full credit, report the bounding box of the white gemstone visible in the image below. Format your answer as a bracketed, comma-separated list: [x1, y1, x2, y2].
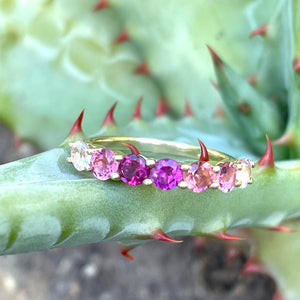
[236, 158, 251, 188]
[69, 141, 91, 171]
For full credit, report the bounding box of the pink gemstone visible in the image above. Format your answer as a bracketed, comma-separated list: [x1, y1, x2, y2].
[216, 162, 238, 193]
[150, 158, 182, 190]
[183, 162, 214, 193]
[119, 154, 150, 185]
[90, 148, 119, 180]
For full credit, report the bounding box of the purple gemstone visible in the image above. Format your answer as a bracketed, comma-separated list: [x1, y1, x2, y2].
[90, 148, 119, 180]
[216, 162, 238, 193]
[183, 162, 214, 193]
[119, 154, 150, 185]
[150, 158, 182, 190]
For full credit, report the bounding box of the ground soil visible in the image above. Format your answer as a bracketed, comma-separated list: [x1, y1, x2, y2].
[0, 123, 275, 300]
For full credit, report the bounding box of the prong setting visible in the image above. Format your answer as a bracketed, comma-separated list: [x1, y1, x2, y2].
[178, 181, 188, 189]
[68, 141, 254, 193]
[110, 172, 120, 181]
[86, 149, 96, 155]
[114, 155, 124, 162]
[213, 166, 220, 173]
[235, 179, 242, 187]
[181, 164, 190, 171]
[146, 159, 156, 167]
[143, 178, 153, 186]
[209, 182, 219, 189]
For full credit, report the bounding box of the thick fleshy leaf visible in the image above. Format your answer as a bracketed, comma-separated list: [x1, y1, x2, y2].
[0, 0, 160, 148]
[254, 0, 293, 114]
[0, 0, 281, 152]
[253, 219, 300, 300]
[210, 50, 285, 156]
[0, 137, 300, 254]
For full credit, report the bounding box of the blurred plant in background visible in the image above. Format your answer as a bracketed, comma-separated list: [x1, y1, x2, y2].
[1, 1, 300, 299]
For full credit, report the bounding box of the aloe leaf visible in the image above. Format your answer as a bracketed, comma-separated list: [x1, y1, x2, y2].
[0, 0, 160, 148]
[0, 0, 281, 150]
[110, 0, 278, 115]
[0, 136, 299, 255]
[254, 0, 293, 114]
[252, 219, 300, 300]
[102, 113, 256, 159]
[210, 49, 284, 157]
[281, 0, 300, 158]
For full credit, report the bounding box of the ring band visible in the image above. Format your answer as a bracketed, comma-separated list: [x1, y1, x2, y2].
[67, 137, 254, 193]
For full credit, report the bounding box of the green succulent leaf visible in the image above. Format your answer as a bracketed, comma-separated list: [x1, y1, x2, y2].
[210, 49, 285, 157]
[0, 0, 287, 152]
[253, 219, 300, 300]
[0, 0, 160, 148]
[1, 1, 300, 299]
[0, 135, 300, 255]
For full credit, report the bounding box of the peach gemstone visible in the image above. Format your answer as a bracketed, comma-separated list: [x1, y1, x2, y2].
[183, 162, 214, 193]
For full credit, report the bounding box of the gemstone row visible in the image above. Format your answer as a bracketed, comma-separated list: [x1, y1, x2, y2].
[68, 142, 253, 193]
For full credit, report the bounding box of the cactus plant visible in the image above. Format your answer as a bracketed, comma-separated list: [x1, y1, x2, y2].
[1, 0, 300, 299]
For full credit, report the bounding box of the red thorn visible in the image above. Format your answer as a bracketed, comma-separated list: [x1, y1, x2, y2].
[258, 135, 274, 168]
[134, 61, 150, 75]
[132, 97, 143, 121]
[184, 99, 193, 117]
[238, 102, 252, 114]
[272, 131, 296, 147]
[198, 139, 209, 162]
[241, 257, 266, 276]
[272, 292, 285, 300]
[13, 135, 22, 150]
[269, 225, 295, 233]
[194, 237, 208, 252]
[123, 143, 140, 155]
[93, 0, 109, 11]
[293, 55, 300, 73]
[114, 29, 130, 44]
[151, 230, 182, 243]
[120, 247, 134, 261]
[68, 110, 84, 136]
[102, 102, 117, 127]
[249, 24, 268, 38]
[213, 232, 245, 241]
[214, 104, 225, 119]
[210, 79, 220, 90]
[226, 247, 241, 265]
[156, 98, 169, 118]
[246, 74, 257, 86]
[207, 45, 223, 68]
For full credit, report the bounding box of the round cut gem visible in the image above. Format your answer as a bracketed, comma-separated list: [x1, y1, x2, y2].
[150, 159, 182, 190]
[119, 154, 150, 185]
[70, 141, 90, 171]
[90, 148, 119, 180]
[236, 158, 252, 188]
[183, 162, 214, 193]
[216, 162, 238, 193]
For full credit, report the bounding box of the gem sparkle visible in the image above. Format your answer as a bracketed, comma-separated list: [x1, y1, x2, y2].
[68, 141, 254, 193]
